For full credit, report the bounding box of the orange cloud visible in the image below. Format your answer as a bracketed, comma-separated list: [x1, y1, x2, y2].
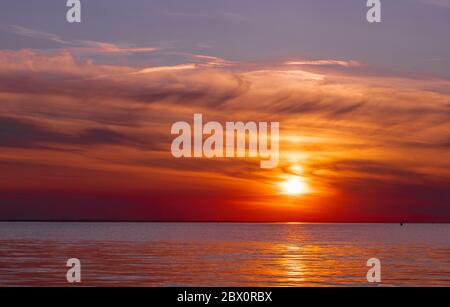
[0, 49, 449, 221]
[284, 59, 362, 67]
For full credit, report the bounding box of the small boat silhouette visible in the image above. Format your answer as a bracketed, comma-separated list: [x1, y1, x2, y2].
[400, 222, 403, 226]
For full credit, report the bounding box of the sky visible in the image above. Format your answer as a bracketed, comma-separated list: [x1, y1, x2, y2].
[0, 0, 449, 222]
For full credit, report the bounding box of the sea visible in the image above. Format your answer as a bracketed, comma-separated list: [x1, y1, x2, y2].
[0, 222, 448, 286]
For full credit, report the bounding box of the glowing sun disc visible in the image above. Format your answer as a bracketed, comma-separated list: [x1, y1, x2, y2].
[281, 177, 307, 195]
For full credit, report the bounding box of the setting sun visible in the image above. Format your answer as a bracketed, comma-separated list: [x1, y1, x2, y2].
[281, 176, 308, 195]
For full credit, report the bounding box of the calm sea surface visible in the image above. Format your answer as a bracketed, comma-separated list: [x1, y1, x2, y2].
[0, 222, 448, 286]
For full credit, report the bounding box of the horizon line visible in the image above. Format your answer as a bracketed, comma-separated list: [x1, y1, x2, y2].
[0, 220, 449, 224]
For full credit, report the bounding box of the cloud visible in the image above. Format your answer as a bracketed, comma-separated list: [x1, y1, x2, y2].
[4, 25, 158, 55]
[132, 64, 197, 74]
[71, 41, 158, 55]
[189, 54, 235, 68]
[5, 25, 70, 44]
[285, 59, 362, 67]
[0, 116, 142, 149]
[0, 49, 449, 221]
[0, 50, 246, 109]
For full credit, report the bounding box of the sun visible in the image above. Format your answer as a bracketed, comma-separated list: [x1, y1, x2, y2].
[281, 176, 308, 195]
